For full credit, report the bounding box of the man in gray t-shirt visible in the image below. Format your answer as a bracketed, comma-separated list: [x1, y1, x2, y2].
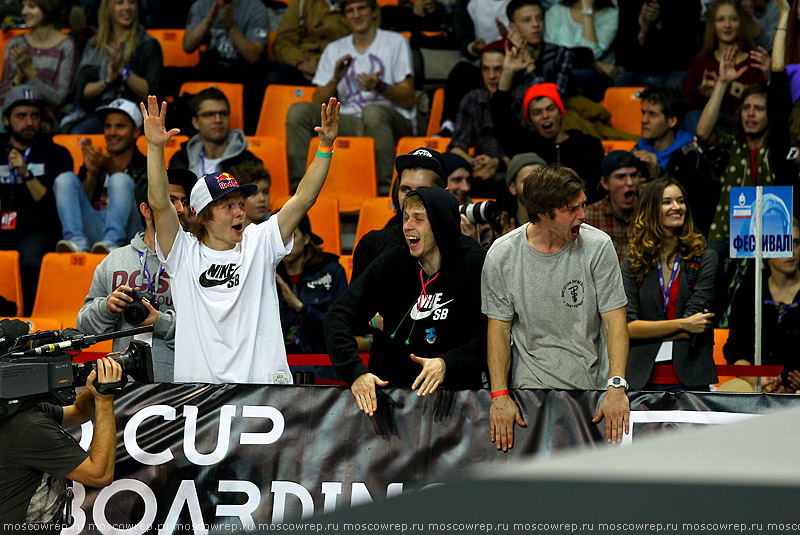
[481, 165, 630, 451]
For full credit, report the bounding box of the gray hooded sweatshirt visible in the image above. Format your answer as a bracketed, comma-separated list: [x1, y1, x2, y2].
[77, 232, 176, 382]
[168, 129, 262, 177]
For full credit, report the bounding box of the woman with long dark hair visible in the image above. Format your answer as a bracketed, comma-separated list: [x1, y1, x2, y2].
[71, 0, 162, 133]
[622, 178, 719, 390]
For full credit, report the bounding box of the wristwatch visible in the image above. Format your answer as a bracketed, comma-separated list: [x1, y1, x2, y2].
[607, 376, 628, 389]
[582, 7, 594, 16]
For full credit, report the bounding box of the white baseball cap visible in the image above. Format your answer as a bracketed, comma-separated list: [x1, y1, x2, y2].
[96, 98, 143, 128]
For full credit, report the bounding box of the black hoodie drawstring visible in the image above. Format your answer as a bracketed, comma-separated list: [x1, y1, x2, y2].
[389, 268, 439, 345]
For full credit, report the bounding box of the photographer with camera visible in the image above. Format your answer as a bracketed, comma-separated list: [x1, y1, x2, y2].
[76, 169, 196, 383]
[0, 331, 122, 531]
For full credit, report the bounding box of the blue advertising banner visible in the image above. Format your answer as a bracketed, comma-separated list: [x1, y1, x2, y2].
[729, 186, 794, 258]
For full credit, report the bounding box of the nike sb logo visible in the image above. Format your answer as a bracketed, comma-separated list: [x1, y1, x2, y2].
[199, 263, 241, 288]
[410, 293, 453, 321]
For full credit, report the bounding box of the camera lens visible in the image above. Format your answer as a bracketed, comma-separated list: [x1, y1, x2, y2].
[123, 302, 149, 325]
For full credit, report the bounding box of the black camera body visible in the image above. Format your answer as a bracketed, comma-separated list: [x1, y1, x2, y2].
[122, 289, 158, 326]
[0, 325, 155, 418]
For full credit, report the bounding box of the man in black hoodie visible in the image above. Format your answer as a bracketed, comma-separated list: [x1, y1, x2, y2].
[325, 187, 486, 416]
[351, 147, 447, 281]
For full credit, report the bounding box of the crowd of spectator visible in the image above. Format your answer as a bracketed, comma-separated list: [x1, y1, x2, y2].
[1, 0, 800, 399]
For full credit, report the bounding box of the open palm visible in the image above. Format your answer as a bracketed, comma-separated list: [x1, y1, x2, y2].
[140, 96, 180, 147]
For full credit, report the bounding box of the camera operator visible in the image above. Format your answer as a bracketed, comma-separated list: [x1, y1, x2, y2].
[0, 350, 122, 531]
[76, 171, 195, 383]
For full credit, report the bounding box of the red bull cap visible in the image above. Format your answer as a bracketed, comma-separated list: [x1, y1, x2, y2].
[191, 171, 258, 214]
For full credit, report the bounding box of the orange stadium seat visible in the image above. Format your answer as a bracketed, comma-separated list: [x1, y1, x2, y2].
[426, 87, 445, 137]
[338, 255, 353, 283]
[355, 197, 395, 246]
[305, 137, 377, 212]
[0, 250, 24, 316]
[713, 328, 736, 387]
[245, 136, 290, 198]
[601, 87, 645, 136]
[180, 82, 244, 131]
[395, 136, 451, 156]
[136, 135, 190, 166]
[52, 134, 105, 173]
[601, 140, 637, 155]
[32, 253, 112, 353]
[147, 29, 200, 67]
[31, 253, 106, 329]
[256, 84, 314, 137]
[271, 195, 342, 254]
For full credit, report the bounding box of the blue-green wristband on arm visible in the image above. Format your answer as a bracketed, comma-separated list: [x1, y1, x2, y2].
[316, 149, 334, 158]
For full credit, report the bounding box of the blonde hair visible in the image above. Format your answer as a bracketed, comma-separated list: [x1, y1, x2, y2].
[93, 0, 141, 63]
[628, 179, 707, 280]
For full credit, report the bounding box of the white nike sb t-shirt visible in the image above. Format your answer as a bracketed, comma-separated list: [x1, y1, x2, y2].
[157, 216, 294, 384]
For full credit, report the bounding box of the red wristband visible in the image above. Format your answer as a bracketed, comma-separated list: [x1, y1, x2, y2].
[491, 389, 510, 398]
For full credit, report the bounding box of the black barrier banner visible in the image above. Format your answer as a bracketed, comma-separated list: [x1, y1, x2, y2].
[60, 385, 800, 534]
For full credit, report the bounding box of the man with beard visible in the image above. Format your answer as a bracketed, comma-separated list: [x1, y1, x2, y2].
[76, 169, 196, 382]
[54, 99, 146, 254]
[0, 85, 73, 315]
[585, 151, 648, 263]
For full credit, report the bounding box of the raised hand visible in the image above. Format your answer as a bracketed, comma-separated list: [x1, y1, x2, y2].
[718, 45, 748, 85]
[638, 0, 659, 29]
[314, 97, 340, 147]
[749, 46, 771, 79]
[503, 41, 535, 74]
[774, 0, 790, 15]
[140, 96, 180, 146]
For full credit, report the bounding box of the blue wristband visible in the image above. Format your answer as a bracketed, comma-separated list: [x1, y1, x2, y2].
[121, 65, 132, 82]
[316, 149, 333, 158]
[378, 81, 388, 94]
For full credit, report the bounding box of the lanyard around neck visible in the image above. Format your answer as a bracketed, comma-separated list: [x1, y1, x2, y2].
[658, 256, 681, 314]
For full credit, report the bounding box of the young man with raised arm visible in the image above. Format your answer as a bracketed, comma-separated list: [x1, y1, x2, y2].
[141, 95, 339, 384]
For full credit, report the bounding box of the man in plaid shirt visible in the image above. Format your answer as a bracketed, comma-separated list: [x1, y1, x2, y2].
[585, 151, 648, 263]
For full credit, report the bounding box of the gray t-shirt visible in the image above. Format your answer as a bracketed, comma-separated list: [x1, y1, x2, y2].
[186, 0, 270, 66]
[481, 223, 627, 390]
